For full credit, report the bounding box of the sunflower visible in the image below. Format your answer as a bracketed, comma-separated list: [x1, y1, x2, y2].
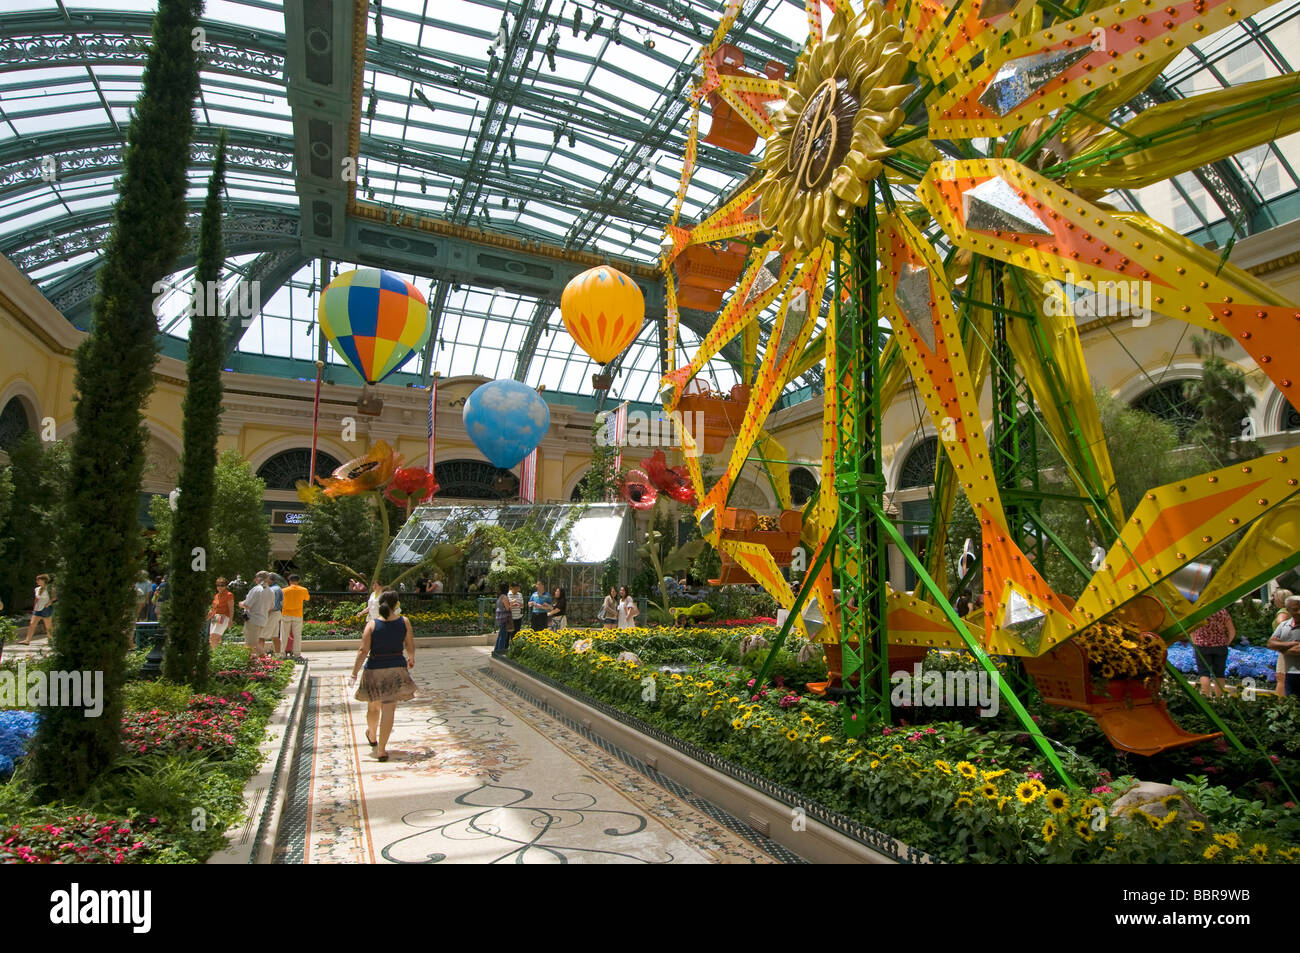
[1078, 798, 1104, 819]
[1044, 789, 1071, 815]
[846, 752, 860, 763]
[819, 735, 833, 744]
[755, 4, 913, 255]
[933, 760, 953, 774]
[786, 729, 800, 741]
[1042, 819, 1057, 844]
[870, 759, 881, 769]
[731, 718, 744, 730]
[997, 796, 1010, 812]
[1135, 810, 1162, 830]
[1214, 832, 1240, 850]
[1161, 794, 1183, 810]
[891, 744, 903, 752]
[1029, 779, 1047, 795]
[981, 769, 1008, 782]
[1076, 820, 1094, 841]
[956, 761, 978, 780]
[1203, 845, 1221, 860]
[1249, 843, 1269, 860]
[953, 796, 974, 810]
[1015, 781, 1042, 804]
[801, 714, 815, 725]
[1187, 821, 1206, 833]
[979, 783, 998, 800]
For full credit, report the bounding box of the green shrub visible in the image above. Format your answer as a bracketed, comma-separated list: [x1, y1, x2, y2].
[123, 680, 194, 713]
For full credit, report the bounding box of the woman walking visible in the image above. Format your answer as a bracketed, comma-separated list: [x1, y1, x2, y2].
[1188, 607, 1236, 698]
[617, 585, 638, 630]
[493, 583, 512, 655]
[351, 591, 417, 762]
[207, 577, 235, 649]
[366, 578, 384, 624]
[23, 573, 55, 644]
[548, 586, 568, 630]
[600, 586, 618, 630]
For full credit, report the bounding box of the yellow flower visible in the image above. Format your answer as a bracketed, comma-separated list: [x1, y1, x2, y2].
[819, 735, 833, 744]
[1030, 779, 1047, 795]
[801, 714, 815, 725]
[1161, 794, 1183, 810]
[729, 696, 740, 704]
[979, 783, 998, 800]
[1249, 843, 1268, 860]
[1045, 789, 1070, 815]
[1187, 821, 1206, 833]
[846, 752, 860, 763]
[701, 709, 709, 718]
[956, 761, 977, 779]
[1015, 781, 1041, 804]
[981, 769, 1009, 782]
[731, 719, 744, 730]
[1203, 845, 1221, 860]
[1075, 820, 1094, 841]
[953, 796, 973, 810]
[1078, 798, 1103, 818]
[1214, 833, 1240, 850]
[891, 744, 903, 752]
[786, 729, 799, 742]
[870, 759, 881, 769]
[997, 797, 1009, 811]
[934, 760, 953, 774]
[1042, 819, 1057, 844]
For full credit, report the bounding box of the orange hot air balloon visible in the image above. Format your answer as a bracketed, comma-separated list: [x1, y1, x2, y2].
[560, 265, 645, 366]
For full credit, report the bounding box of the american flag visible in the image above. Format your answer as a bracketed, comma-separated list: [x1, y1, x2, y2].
[426, 374, 437, 472]
[519, 448, 538, 503]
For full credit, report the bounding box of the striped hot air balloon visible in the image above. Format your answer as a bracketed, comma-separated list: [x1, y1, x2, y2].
[560, 265, 645, 366]
[318, 268, 429, 385]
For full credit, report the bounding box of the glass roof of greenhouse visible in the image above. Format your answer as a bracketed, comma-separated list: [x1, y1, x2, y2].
[2, 0, 1299, 407]
[387, 501, 631, 564]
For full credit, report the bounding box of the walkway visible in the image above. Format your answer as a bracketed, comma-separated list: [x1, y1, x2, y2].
[274, 646, 798, 864]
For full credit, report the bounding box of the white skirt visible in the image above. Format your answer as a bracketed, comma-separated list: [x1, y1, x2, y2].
[209, 614, 231, 636]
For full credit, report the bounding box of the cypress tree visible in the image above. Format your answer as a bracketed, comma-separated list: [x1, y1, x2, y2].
[30, 0, 204, 797]
[162, 135, 227, 685]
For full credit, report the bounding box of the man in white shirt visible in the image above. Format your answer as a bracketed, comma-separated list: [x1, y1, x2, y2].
[239, 572, 275, 657]
[430, 576, 443, 594]
[508, 583, 525, 634]
[1267, 596, 1300, 698]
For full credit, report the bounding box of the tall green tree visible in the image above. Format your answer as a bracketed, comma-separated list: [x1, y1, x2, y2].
[576, 416, 621, 502]
[148, 449, 270, 585]
[32, 0, 204, 796]
[1184, 336, 1261, 467]
[0, 435, 67, 610]
[162, 137, 227, 685]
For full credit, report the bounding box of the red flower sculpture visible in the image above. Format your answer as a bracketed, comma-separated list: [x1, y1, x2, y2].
[620, 468, 658, 510]
[385, 466, 439, 507]
[642, 450, 696, 505]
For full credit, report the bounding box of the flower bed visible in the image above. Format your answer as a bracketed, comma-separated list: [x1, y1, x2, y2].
[1167, 641, 1279, 683]
[0, 711, 38, 778]
[505, 626, 1300, 863]
[0, 647, 296, 864]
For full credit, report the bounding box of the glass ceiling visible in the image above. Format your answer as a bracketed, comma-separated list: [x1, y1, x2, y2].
[2, 0, 1299, 406]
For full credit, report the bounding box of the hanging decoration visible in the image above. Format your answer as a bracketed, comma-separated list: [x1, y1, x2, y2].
[560, 265, 646, 380]
[620, 468, 658, 510]
[462, 379, 550, 470]
[642, 449, 697, 505]
[318, 268, 430, 385]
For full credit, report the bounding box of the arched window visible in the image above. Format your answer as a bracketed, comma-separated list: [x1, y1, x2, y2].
[1130, 380, 1198, 442]
[570, 473, 588, 501]
[0, 398, 32, 453]
[899, 435, 938, 489]
[1283, 398, 1300, 432]
[789, 466, 819, 506]
[434, 459, 519, 499]
[256, 449, 343, 490]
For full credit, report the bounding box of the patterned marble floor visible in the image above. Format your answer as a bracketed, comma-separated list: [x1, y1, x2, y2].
[273, 647, 799, 864]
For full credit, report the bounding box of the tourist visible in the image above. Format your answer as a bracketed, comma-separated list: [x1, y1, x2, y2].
[23, 573, 55, 645]
[1088, 537, 1106, 572]
[266, 573, 284, 655]
[617, 585, 638, 629]
[508, 582, 525, 634]
[1267, 596, 1300, 698]
[207, 577, 235, 649]
[429, 575, 443, 594]
[954, 590, 972, 617]
[367, 578, 384, 624]
[349, 577, 367, 593]
[134, 571, 152, 622]
[493, 583, 512, 655]
[1188, 607, 1235, 698]
[280, 573, 310, 657]
[600, 586, 618, 630]
[1272, 589, 1293, 697]
[146, 574, 161, 622]
[529, 580, 552, 631]
[350, 590, 417, 762]
[548, 586, 568, 630]
[239, 572, 274, 657]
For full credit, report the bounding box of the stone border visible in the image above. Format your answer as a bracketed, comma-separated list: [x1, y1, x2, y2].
[490, 656, 934, 865]
[207, 658, 311, 864]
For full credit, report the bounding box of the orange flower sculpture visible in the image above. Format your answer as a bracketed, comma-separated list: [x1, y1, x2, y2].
[316, 440, 403, 498]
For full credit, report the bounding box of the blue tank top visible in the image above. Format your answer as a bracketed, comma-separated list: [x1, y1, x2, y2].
[366, 616, 408, 669]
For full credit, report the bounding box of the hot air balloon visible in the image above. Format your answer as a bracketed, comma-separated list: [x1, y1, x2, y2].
[560, 265, 645, 388]
[318, 268, 430, 385]
[462, 379, 550, 471]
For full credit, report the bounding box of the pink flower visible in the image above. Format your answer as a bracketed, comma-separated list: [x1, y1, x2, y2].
[1027, 771, 1043, 780]
[1092, 785, 1112, 794]
[746, 679, 756, 687]
[881, 727, 892, 736]
[924, 727, 936, 734]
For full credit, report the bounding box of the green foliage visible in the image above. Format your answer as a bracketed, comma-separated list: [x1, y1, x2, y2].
[466, 521, 564, 589]
[122, 679, 194, 714]
[1184, 336, 1261, 467]
[163, 136, 228, 686]
[0, 435, 69, 610]
[148, 450, 269, 586]
[575, 416, 621, 502]
[294, 494, 382, 590]
[599, 556, 620, 595]
[32, 0, 205, 798]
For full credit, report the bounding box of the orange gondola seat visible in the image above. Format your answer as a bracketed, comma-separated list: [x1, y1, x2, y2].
[702, 45, 788, 155]
[711, 507, 802, 584]
[674, 240, 751, 312]
[676, 381, 751, 454]
[806, 642, 930, 697]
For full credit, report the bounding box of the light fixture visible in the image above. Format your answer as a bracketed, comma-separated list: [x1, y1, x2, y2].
[572, 5, 581, 36]
[545, 29, 559, 71]
[568, 131, 576, 148]
[584, 14, 603, 41]
[644, 36, 655, 50]
[501, 196, 509, 208]
[413, 87, 435, 112]
[508, 134, 517, 161]
[553, 125, 563, 144]
[419, 176, 427, 194]
[366, 88, 376, 121]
